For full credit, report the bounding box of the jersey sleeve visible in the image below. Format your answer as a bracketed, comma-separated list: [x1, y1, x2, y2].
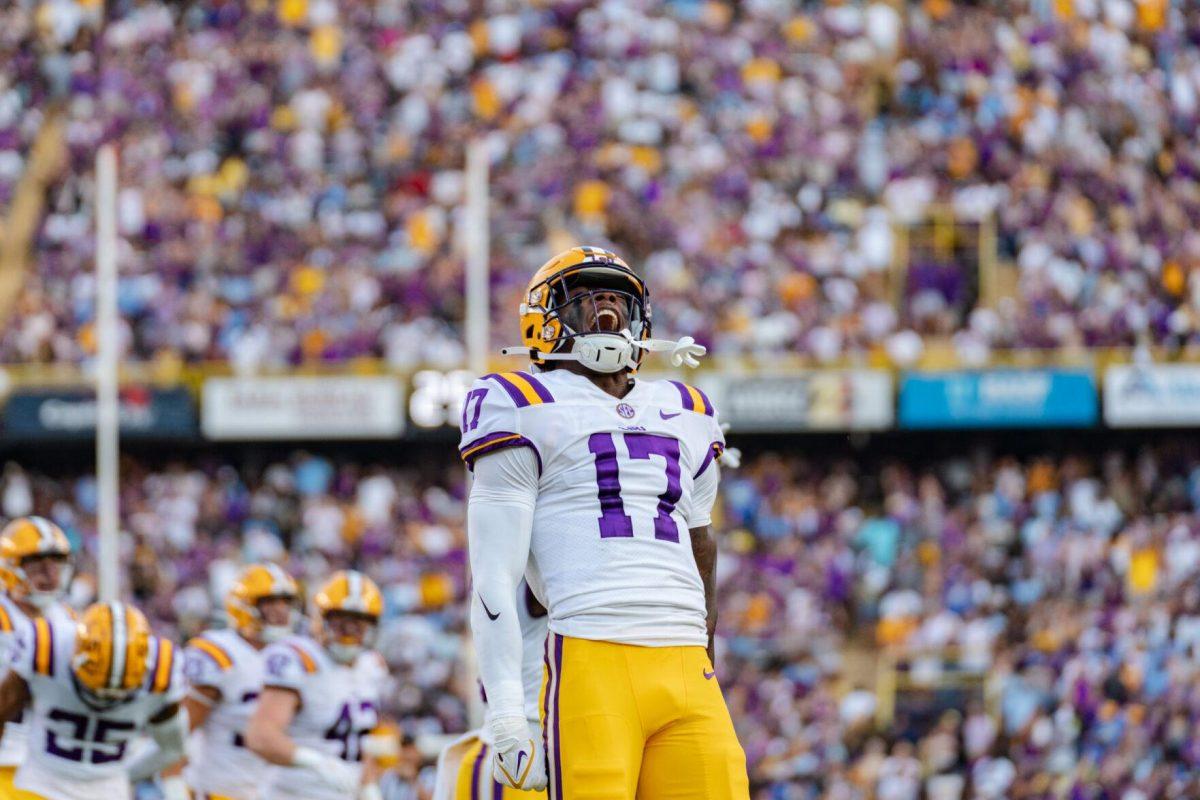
[261, 641, 313, 695]
[458, 372, 552, 471]
[684, 458, 720, 528]
[184, 635, 235, 696]
[665, 380, 725, 478]
[7, 617, 36, 682]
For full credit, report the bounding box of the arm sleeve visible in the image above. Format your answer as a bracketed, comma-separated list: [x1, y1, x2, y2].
[126, 705, 188, 782]
[686, 460, 720, 529]
[468, 446, 539, 720]
[459, 377, 540, 472]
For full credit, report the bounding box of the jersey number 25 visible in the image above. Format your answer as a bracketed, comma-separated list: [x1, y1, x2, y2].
[588, 432, 682, 542]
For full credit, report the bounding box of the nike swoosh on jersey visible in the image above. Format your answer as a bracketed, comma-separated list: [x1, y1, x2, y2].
[703, 669, 716, 680]
[479, 594, 500, 621]
[659, 410, 681, 419]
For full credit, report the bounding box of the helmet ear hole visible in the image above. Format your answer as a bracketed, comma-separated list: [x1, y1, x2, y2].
[524, 325, 534, 340]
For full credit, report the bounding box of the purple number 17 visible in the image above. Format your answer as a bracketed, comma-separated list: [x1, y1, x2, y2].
[588, 432, 682, 542]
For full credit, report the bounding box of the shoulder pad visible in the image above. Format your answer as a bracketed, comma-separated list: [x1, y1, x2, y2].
[186, 634, 234, 672]
[666, 380, 716, 417]
[481, 371, 556, 408]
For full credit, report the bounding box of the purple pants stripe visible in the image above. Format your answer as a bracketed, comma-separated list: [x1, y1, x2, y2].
[552, 634, 564, 800]
[492, 776, 505, 800]
[470, 743, 486, 800]
[542, 636, 553, 793]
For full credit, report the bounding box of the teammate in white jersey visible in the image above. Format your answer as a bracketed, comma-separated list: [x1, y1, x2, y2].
[246, 570, 384, 800]
[0, 517, 77, 800]
[160, 563, 302, 800]
[0, 601, 185, 800]
[433, 579, 547, 800]
[462, 246, 748, 799]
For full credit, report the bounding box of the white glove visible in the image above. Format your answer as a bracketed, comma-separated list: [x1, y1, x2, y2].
[160, 776, 190, 800]
[717, 423, 740, 468]
[293, 746, 360, 795]
[669, 336, 706, 368]
[489, 714, 547, 791]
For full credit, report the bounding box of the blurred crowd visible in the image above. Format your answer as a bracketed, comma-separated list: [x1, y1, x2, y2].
[3, 0, 1200, 367]
[6, 440, 1200, 798]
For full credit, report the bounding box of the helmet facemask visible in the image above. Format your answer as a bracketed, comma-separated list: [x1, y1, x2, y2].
[19, 554, 72, 611]
[317, 610, 377, 665]
[541, 267, 651, 374]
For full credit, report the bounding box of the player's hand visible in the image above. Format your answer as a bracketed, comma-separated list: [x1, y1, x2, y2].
[669, 336, 706, 368]
[160, 776, 191, 800]
[490, 715, 548, 791]
[293, 746, 361, 794]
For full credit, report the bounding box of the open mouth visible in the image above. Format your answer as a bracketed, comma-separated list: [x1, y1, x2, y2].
[596, 308, 621, 332]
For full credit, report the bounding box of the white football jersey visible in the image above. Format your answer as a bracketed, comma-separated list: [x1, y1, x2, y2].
[459, 369, 724, 647]
[259, 635, 381, 800]
[9, 615, 183, 800]
[183, 628, 272, 798]
[0, 596, 75, 767]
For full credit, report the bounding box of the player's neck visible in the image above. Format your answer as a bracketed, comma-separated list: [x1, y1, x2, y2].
[557, 362, 634, 398]
[15, 599, 39, 619]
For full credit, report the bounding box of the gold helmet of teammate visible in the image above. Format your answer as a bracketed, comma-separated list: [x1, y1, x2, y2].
[0, 516, 72, 610]
[72, 602, 151, 710]
[226, 563, 301, 645]
[515, 246, 652, 373]
[312, 570, 383, 664]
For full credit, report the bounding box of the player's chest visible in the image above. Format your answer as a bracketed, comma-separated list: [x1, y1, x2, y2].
[220, 660, 265, 727]
[297, 673, 379, 760]
[32, 686, 154, 765]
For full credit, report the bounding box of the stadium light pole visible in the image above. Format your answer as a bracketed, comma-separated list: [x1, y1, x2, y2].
[95, 144, 120, 602]
[462, 138, 489, 729]
[464, 139, 489, 377]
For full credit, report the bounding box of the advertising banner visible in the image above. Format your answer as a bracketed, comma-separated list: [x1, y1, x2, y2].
[899, 370, 1097, 428]
[700, 371, 894, 432]
[202, 376, 405, 440]
[1104, 364, 1200, 427]
[3, 387, 197, 440]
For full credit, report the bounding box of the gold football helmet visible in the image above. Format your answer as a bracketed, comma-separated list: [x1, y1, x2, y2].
[226, 563, 300, 644]
[312, 570, 383, 664]
[0, 516, 72, 609]
[72, 601, 151, 709]
[513, 246, 652, 372]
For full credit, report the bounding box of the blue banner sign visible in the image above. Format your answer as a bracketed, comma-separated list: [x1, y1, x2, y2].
[899, 370, 1097, 428]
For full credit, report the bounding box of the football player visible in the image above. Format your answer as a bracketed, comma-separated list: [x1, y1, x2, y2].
[0, 517, 77, 800]
[161, 563, 302, 800]
[462, 246, 749, 799]
[433, 580, 548, 800]
[245, 570, 384, 800]
[0, 601, 186, 800]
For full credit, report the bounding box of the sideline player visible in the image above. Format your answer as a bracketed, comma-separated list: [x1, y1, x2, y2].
[245, 570, 384, 800]
[433, 580, 547, 800]
[0, 601, 186, 799]
[0, 517, 77, 800]
[461, 246, 749, 799]
[161, 563, 301, 800]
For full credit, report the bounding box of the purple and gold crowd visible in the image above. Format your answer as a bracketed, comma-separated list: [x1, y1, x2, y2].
[3, 442, 1200, 798]
[3, 0, 1200, 367]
